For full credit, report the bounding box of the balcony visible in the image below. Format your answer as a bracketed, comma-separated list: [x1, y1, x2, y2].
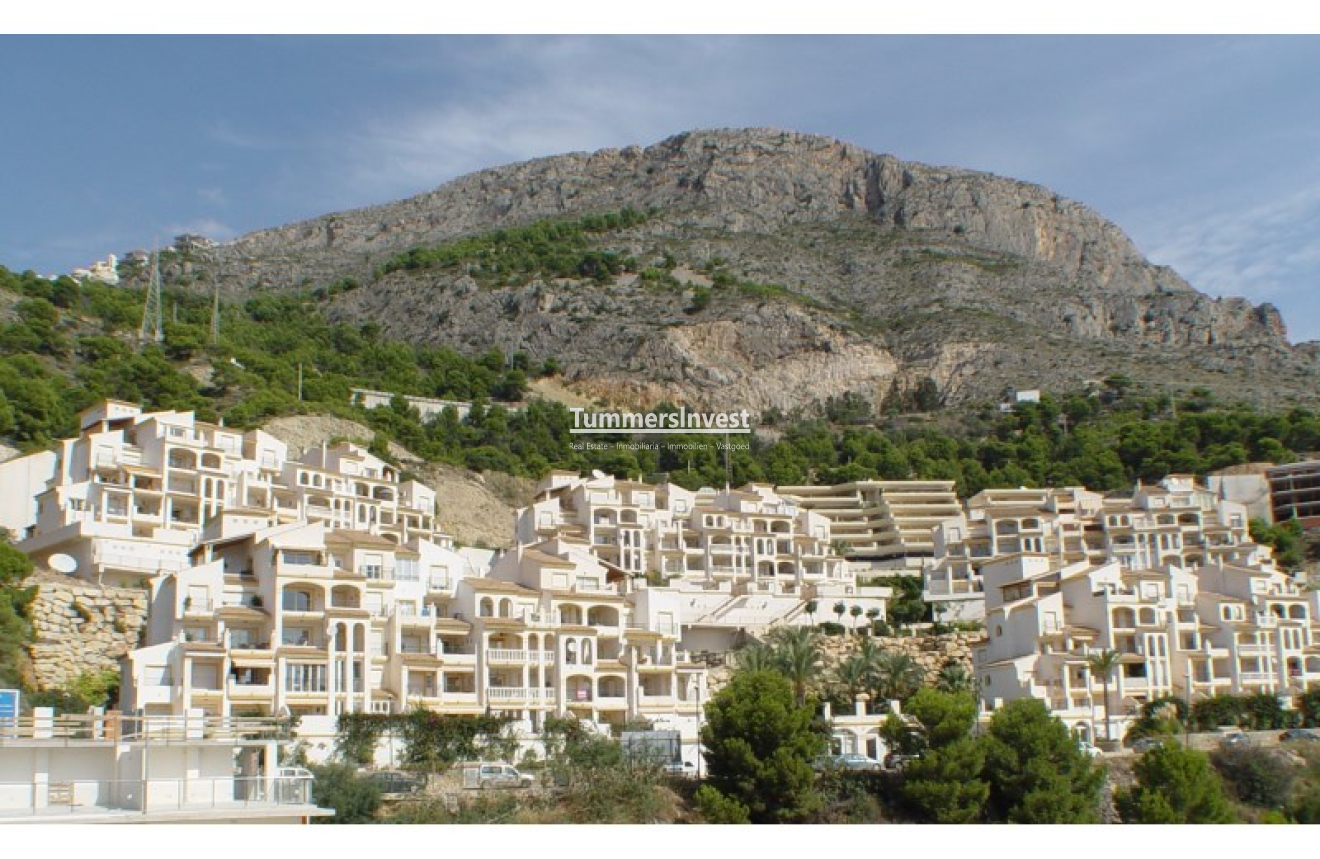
[94, 553, 188, 574]
[485, 687, 555, 704]
[925, 580, 982, 596]
[399, 643, 438, 657]
[637, 694, 674, 710]
[1236, 643, 1273, 657]
[0, 774, 320, 820]
[227, 679, 274, 698]
[486, 649, 547, 664]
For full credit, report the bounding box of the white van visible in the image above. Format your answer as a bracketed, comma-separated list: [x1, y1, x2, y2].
[462, 762, 535, 790]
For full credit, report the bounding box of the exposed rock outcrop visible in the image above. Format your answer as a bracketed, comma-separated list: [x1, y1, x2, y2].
[147, 128, 1317, 410]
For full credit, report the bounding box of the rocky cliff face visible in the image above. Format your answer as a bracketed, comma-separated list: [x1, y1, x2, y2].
[164, 128, 1317, 410]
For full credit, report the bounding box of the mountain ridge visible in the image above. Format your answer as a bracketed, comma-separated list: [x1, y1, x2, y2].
[146, 128, 1315, 412]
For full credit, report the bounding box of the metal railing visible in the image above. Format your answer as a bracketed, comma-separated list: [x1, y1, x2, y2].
[94, 553, 189, 573]
[0, 775, 314, 817]
[486, 687, 558, 702]
[0, 713, 293, 745]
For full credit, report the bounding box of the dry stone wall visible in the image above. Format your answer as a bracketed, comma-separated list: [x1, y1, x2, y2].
[26, 572, 149, 691]
[820, 630, 983, 679]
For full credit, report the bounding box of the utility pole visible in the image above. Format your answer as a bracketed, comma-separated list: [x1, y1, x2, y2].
[139, 252, 164, 345]
[210, 262, 222, 345]
[297, 362, 304, 402]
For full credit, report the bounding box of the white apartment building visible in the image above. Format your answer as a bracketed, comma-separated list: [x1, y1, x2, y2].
[926, 476, 1266, 620]
[0, 400, 442, 586]
[976, 553, 1320, 742]
[776, 480, 962, 570]
[516, 472, 870, 649]
[120, 520, 705, 743]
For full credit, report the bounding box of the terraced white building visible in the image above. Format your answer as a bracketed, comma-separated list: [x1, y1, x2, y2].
[516, 472, 875, 650]
[0, 400, 442, 586]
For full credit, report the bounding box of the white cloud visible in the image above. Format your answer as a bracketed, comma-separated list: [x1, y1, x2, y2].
[1136, 177, 1320, 341]
[329, 36, 769, 200]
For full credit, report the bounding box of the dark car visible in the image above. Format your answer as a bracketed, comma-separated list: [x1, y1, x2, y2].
[1131, 737, 1166, 753]
[1280, 728, 1320, 744]
[368, 770, 424, 795]
[1219, 732, 1254, 750]
[883, 752, 920, 771]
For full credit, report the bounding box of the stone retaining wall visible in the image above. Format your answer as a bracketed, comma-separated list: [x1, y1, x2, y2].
[25, 572, 149, 690]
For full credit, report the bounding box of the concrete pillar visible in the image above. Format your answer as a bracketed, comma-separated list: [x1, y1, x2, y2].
[326, 621, 337, 713]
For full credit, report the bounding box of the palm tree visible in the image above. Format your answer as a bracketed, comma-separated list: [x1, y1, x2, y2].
[1086, 649, 1122, 743]
[768, 626, 823, 705]
[833, 601, 846, 625]
[849, 604, 863, 632]
[873, 650, 926, 704]
[935, 661, 973, 695]
[805, 599, 819, 627]
[735, 642, 778, 674]
[834, 654, 871, 703]
[865, 607, 880, 631]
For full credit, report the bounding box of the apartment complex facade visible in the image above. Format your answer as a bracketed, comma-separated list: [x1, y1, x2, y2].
[775, 479, 962, 571]
[926, 476, 1264, 620]
[121, 521, 704, 737]
[0, 401, 709, 754]
[515, 472, 869, 649]
[0, 400, 441, 586]
[976, 553, 1320, 742]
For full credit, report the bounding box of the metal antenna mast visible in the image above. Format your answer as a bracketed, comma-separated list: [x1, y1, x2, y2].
[211, 261, 222, 344]
[139, 252, 164, 344]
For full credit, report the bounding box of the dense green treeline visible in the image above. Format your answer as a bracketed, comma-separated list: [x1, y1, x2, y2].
[377, 207, 650, 285]
[4, 262, 1320, 498]
[0, 265, 536, 449]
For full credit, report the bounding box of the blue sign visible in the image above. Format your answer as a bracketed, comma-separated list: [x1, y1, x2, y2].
[0, 689, 18, 723]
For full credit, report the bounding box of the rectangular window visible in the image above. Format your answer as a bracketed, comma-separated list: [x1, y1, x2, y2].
[284, 663, 326, 693]
[396, 558, 419, 581]
[283, 551, 318, 566]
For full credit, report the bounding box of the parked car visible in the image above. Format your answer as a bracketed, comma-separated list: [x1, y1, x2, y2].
[368, 770, 424, 795]
[1131, 737, 1166, 753]
[1280, 728, 1320, 744]
[814, 753, 884, 772]
[883, 752, 920, 771]
[1219, 732, 1254, 750]
[465, 762, 535, 790]
[1077, 740, 1103, 758]
[662, 760, 697, 777]
[834, 752, 884, 771]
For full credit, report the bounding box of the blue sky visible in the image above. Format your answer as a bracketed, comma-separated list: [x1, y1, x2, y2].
[3, 35, 1319, 340]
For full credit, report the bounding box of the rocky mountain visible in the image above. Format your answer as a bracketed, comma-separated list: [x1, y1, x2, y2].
[159, 128, 1318, 412]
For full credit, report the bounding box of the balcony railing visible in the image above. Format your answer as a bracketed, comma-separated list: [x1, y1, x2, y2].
[486, 687, 557, 703]
[0, 775, 314, 818]
[94, 553, 189, 574]
[1236, 643, 1273, 656]
[0, 713, 292, 745]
